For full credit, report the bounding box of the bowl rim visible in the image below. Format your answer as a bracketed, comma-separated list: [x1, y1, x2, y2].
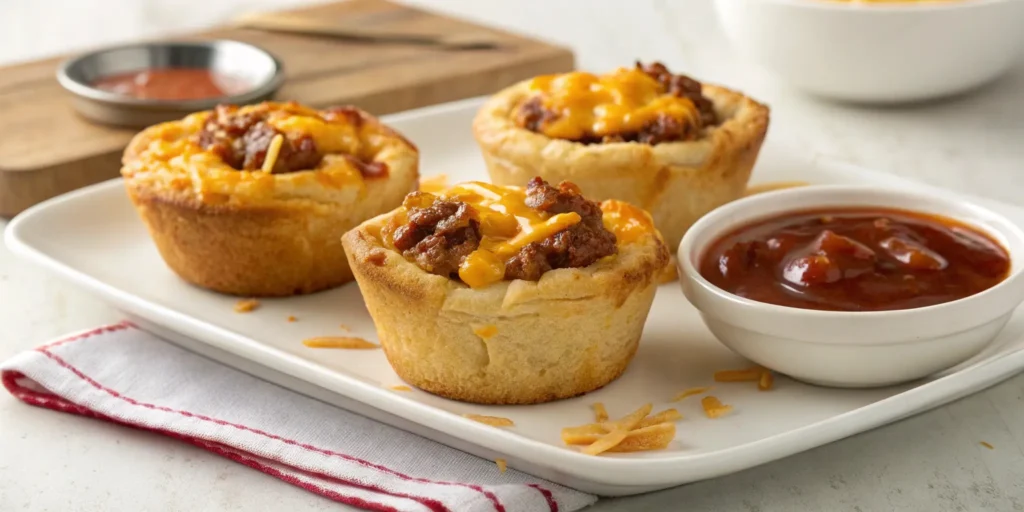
[741, 0, 1012, 12]
[55, 39, 285, 111]
[678, 184, 1024, 320]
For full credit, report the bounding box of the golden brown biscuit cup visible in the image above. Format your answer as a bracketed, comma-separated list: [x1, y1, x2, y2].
[473, 78, 770, 250]
[121, 102, 419, 297]
[342, 190, 670, 405]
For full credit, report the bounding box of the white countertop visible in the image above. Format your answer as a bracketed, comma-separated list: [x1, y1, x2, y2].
[3, 0, 1024, 510]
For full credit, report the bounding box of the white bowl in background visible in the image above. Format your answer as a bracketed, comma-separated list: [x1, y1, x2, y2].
[713, 0, 1024, 103]
[678, 185, 1024, 387]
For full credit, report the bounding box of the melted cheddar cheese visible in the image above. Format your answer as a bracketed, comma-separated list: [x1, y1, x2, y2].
[385, 181, 659, 289]
[600, 199, 658, 245]
[523, 68, 700, 141]
[267, 109, 360, 155]
[459, 249, 506, 288]
[439, 182, 582, 287]
[121, 102, 384, 203]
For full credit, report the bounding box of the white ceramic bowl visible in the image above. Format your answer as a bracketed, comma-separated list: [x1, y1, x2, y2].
[713, 0, 1024, 103]
[678, 185, 1024, 387]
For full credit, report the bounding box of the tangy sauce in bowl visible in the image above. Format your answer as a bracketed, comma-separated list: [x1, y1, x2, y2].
[91, 68, 251, 101]
[699, 208, 1011, 312]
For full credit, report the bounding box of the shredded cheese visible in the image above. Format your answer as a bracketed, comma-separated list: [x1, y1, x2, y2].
[440, 182, 581, 288]
[430, 183, 655, 289]
[635, 408, 682, 428]
[472, 325, 499, 340]
[234, 299, 260, 313]
[671, 386, 712, 402]
[701, 396, 733, 419]
[605, 423, 676, 453]
[459, 251, 507, 289]
[268, 113, 358, 154]
[302, 337, 379, 349]
[387, 181, 657, 289]
[583, 429, 630, 456]
[600, 200, 656, 245]
[714, 367, 762, 382]
[581, 404, 652, 455]
[524, 68, 701, 140]
[260, 134, 284, 173]
[463, 414, 515, 427]
[491, 213, 582, 258]
[566, 423, 676, 451]
[563, 403, 679, 454]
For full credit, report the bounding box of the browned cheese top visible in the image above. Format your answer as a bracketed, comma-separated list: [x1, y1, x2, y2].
[379, 177, 628, 288]
[196, 102, 388, 177]
[514, 61, 717, 145]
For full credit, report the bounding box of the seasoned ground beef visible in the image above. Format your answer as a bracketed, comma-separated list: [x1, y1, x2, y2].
[605, 112, 696, 145]
[392, 179, 618, 283]
[391, 179, 619, 284]
[197, 105, 323, 174]
[342, 154, 389, 179]
[238, 121, 321, 173]
[515, 96, 559, 134]
[196, 104, 384, 177]
[516, 61, 717, 145]
[636, 61, 717, 127]
[504, 178, 617, 281]
[322, 105, 364, 127]
[391, 193, 482, 278]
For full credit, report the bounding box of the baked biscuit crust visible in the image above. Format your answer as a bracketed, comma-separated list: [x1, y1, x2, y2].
[342, 198, 669, 405]
[473, 79, 770, 249]
[122, 102, 418, 296]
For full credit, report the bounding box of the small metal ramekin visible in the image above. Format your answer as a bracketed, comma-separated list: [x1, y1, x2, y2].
[57, 40, 284, 128]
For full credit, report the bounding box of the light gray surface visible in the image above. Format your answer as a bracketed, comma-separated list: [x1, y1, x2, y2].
[2, 0, 1024, 510]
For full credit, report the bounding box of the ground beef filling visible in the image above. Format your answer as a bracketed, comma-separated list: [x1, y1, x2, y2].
[389, 178, 618, 283]
[637, 61, 717, 127]
[391, 194, 482, 278]
[516, 61, 718, 145]
[504, 178, 618, 280]
[196, 104, 387, 177]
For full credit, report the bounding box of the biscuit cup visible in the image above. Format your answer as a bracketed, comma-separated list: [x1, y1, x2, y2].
[343, 186, 669, 404]
[473, 68, 770, 249]
[122, 102, 418, 296]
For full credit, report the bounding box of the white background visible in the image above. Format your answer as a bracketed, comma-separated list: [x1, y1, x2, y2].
[2, 0, 1024, 510]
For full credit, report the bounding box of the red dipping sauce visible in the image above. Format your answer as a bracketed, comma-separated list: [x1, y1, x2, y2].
[91, 68, 250, 101]
[699, 208, 1011, 312]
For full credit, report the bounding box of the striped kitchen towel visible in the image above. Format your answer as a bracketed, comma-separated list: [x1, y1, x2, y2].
[1, 322, 597, 512]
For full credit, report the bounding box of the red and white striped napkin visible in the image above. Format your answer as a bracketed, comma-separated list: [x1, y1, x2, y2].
[1, 322, 597, 512]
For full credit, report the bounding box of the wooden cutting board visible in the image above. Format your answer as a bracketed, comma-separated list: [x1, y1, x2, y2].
[0, 0, 574, 217]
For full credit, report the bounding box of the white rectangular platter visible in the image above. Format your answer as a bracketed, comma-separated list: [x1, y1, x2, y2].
[7, 97, 1024, 496]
